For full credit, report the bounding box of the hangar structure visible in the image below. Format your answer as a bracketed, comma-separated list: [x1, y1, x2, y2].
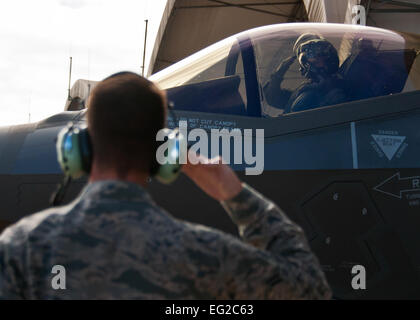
[147, 0, 420, 76]
[64, 0, 420, 108]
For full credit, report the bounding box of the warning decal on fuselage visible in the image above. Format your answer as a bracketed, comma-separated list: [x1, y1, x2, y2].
[370, 131, 407, 161]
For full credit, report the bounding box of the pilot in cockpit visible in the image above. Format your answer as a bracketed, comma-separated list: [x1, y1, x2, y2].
[264, 33, 347, 114]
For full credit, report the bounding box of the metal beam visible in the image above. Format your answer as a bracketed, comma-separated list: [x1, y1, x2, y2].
[370, 8, 420, 12]
[175, 0, 300, 9]
[156, 58, 176, 65]
[288, 1, 306, 22]
[378, 0, 420, 10]
[366, 0, 372, 17]
[176, 1, 300, 9]
[207, 0, 292, 18]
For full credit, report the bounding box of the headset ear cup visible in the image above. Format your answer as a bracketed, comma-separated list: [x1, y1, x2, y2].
[154, 129, 185, 184]
[56, 126, 70, 174]
[56, 123, 90, 179]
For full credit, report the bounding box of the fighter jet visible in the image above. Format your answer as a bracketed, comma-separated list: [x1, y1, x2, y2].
[0, 23, 419, 299]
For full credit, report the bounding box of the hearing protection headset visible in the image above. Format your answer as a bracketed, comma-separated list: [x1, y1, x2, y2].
[56, 123, 92, 180]
[56, 122, 184, 184]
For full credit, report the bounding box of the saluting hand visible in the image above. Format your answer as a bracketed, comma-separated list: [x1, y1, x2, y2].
[272, 55, 297, 80]
[182, 153, 242, 202]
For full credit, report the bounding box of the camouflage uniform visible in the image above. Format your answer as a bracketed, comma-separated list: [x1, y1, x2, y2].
[0, 180, 331, 299]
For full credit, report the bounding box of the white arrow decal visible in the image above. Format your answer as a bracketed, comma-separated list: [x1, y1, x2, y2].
[374, 172, 420, 199]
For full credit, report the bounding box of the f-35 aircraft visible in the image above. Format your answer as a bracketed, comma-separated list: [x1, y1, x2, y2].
[0, 23, 419, 299]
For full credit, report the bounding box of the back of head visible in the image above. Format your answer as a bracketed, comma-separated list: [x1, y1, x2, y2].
[87, 72, 166, 177]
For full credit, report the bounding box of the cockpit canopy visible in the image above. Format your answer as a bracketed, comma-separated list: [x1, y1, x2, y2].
[149, 23, 420, 117]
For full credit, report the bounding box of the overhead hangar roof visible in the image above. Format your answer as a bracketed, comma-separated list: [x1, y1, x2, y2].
[147, 0, 420, 77]
[147, 0, 308, 76]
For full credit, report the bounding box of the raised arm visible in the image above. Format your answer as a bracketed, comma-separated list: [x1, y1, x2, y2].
[263, 55, 296, 109]
[182, 154, 331, 299]
[220, 183, 331, 299]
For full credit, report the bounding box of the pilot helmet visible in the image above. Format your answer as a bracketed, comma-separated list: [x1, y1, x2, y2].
[293, 33, 322, 56]
[295, 37, 339, 79]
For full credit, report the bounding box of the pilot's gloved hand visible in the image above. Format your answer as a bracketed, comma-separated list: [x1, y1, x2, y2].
[182, 153, 242, 201]
[271, 55, 297, 81]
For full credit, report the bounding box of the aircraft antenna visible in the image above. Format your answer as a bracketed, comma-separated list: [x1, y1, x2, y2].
[67, 56, 72, 101]
[141, 19, 149, 77]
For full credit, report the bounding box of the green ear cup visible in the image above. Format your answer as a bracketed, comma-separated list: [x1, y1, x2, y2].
[56, 122, 183, 184]
[155, 129, 186, 184]
[56, 123, 91, 179]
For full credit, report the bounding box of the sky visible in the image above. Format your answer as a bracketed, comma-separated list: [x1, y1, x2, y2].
[0, 0, 167, 126]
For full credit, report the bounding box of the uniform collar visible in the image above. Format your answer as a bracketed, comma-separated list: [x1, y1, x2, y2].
[80, 180, 154, 203]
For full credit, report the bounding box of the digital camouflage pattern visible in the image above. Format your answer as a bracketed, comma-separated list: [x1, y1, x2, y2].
[0, 180, 331, 299]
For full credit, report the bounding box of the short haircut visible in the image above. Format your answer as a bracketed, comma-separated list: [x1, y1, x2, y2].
[87, 72, 166, 177]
